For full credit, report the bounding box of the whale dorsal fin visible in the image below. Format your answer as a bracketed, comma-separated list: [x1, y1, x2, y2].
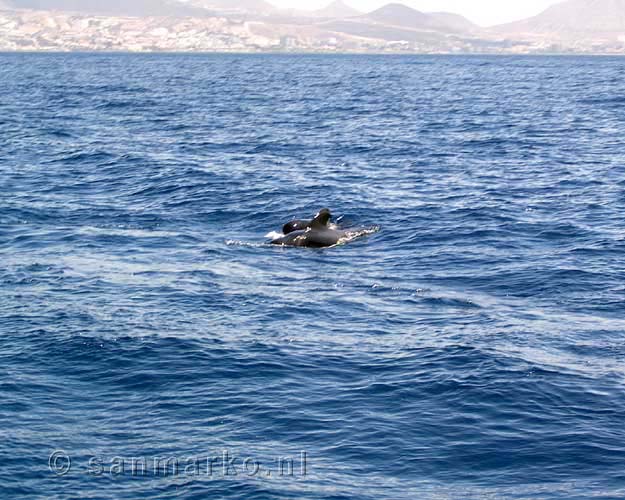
[310, 208, 331, 229]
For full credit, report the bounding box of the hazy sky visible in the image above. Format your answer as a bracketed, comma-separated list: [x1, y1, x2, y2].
[270, 0, 563, 26]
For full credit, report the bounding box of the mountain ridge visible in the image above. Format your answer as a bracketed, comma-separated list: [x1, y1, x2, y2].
[495, 0, 625, 35]
[312, 0, 360, 19]
[2, 0, 625, 54]
[362, 3, 476, 34]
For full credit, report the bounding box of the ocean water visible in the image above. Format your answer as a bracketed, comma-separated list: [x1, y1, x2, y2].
[1, 53, 625, 499]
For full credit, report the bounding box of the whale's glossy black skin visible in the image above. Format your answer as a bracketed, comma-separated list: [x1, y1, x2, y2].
[272, 208, 346, 248]
[283, 219, 310, 235]
[272, 228, 346, 248]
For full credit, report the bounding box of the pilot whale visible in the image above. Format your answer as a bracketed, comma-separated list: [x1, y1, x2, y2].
[282, 218, 311, 235]
[282, 213, 340, 235]
[271, 208, 347, 248]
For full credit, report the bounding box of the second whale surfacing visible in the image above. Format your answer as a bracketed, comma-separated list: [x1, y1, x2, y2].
[282, 218, 311, 235]
[271, 208, 361, 248]
[282, 212, 340, 235]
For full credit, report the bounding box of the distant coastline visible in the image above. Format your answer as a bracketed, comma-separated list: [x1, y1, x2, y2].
[2, 0, 625, 55]
[3, 50, 624, 57]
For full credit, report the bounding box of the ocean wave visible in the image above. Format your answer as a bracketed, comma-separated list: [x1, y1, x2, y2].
[2, 53, 625, 500]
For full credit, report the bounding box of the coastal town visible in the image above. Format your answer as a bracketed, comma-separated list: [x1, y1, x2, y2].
[1, 1, 625, 54]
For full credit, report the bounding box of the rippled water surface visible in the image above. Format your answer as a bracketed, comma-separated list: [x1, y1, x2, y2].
[2, 53, 625, 499]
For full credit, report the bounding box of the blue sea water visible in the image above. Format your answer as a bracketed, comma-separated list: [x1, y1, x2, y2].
[1, 53, 625, 499]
